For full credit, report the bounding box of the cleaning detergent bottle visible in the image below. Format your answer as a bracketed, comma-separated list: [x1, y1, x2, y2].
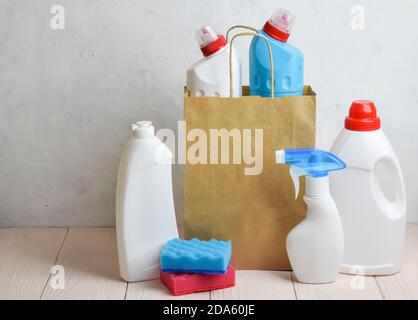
[250, 8, 304, 97]
[276, 149, 346, 283]
[330, 101, 407, 275]
[187, 25, 242, 97]
[116, 121, 179, 282]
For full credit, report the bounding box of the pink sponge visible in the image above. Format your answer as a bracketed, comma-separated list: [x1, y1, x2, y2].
[160, 265, 235, 296]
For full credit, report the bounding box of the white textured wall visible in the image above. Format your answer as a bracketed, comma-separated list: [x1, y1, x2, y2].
[0, 0, 417, 226]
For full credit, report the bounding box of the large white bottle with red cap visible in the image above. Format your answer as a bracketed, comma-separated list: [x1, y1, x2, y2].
[116, 121, 179, 282]
[187, 25, 242, 97]
[330, 101, 407, 275]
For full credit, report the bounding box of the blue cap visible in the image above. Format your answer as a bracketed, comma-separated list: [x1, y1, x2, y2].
[276, 148, 346, 199]
[276, 149, 346, 177]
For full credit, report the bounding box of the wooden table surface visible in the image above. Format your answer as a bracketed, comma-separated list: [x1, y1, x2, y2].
[0, 225, 417, 300]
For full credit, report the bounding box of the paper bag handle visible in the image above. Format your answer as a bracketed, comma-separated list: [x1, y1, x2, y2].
[226, 25, 258, 41]
[229, 32, 275, 98]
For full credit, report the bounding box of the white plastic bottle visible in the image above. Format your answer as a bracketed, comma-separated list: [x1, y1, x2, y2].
[116, 121, 179, 282]
[276, 149, 346, 284]
[187, 25, 242, 97]
[330, 100, 406, 275]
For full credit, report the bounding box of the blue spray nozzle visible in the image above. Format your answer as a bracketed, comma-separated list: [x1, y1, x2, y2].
[276, 149, 346, 199]
[276, 149, 346, 177]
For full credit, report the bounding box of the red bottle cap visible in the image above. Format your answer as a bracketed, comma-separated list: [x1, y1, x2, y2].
[195, 25, 228, 57]
[200, 35, 227, 57]
[263, 8, 295, 42]
[345, 100, 381, 131]
[263, 20, 290, 42]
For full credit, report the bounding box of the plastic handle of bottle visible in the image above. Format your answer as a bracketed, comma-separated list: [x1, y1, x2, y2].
[225, 25, 258, 41]
[371, 155, 407, 220]
[228, 32, 275, 98]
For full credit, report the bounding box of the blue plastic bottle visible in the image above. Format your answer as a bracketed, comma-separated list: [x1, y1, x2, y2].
[250, 8, 304, 97]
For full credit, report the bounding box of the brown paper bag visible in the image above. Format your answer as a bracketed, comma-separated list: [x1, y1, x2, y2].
[183, 31, 316, 270]
[183, 86, 316, 270]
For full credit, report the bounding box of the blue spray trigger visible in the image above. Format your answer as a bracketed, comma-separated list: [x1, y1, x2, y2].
[282, 149, 346, 175]
[275, 149, 346, 199]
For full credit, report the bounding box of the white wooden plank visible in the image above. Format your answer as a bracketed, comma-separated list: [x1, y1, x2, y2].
[211, 271, 296, 300]
[1, 225, 416, 300]
[0, 228, 67, 300]
[292, 272, 382, 300]
[41, 228, 127, 300]
[126, 279, 210, 300]
[375, 224, 418, 299]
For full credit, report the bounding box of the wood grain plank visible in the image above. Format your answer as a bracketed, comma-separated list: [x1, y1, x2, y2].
[125, 225, 207, 300]
[211, 271, 296, 300]
[126, 279, 210, 300]
[0, 228, 67, 300]
[375, 224, 418, 299]
[1, 225, 416, 300]
[41, 228, 127, 300]
[292, 272, 382, 300]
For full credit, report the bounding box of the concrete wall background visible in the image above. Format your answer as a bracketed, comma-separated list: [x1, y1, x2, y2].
[0, 0, 417, 226]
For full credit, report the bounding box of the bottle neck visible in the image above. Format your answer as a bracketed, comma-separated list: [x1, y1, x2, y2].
[132, 121, 155, 139]
[200, 35, 228, 57]
[263, 21, 290, 42]
[203, 43, 229, 59]
[305, 175, 330, 198]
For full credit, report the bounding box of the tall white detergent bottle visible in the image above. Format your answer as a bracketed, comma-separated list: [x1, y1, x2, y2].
[276, 149, 346, 284]
[187, 25, 242, 97]
[116, 121, 179, 282]
[330, 101, 406, 275]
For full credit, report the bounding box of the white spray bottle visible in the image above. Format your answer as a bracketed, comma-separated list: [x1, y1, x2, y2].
[276, 148, 346, 284]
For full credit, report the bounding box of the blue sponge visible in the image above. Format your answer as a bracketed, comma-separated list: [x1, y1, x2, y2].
[160, 238, 232, 274]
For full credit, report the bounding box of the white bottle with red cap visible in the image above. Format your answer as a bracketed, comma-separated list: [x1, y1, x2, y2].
[116, 121, 179, 282]
[187, 25, 242, 97]
[330, 101, 407, 275]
